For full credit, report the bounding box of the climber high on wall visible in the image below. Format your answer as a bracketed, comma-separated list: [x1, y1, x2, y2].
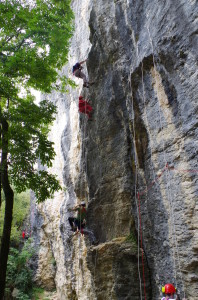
[78, 95, 93, 120]
[72, 59, 94, 88]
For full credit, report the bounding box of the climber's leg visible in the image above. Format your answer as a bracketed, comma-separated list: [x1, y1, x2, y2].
[68, 217, 75, 230]
[85, 104, 93, 119]
[85, 102, 93, 113]
[74, 219, 81, 230]
[74, 69, 88, 86]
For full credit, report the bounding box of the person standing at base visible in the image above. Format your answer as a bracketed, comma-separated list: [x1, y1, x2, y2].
[161, 283, 183, 300]
[22, 230, 25, 239]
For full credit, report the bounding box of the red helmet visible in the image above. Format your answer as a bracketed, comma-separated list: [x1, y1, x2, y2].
[162, 283, 176, 294]
[79, 96, 83, 100]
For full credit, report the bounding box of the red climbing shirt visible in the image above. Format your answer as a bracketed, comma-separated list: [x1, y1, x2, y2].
[79, 96, 93, 118]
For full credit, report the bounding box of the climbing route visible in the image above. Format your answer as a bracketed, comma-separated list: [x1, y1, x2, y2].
[29, 0, 198, 298]
[146, 22, 187, 297]
[129, 70, 144, 300]
[127, 15, 198, 298]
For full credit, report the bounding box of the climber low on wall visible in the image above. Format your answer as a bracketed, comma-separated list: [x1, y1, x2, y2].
[68, 202, 98, 245]
[161, 283, 181, 300]
[72, 59, 94, 88]
[79, 95, 93, 120]
[68, 201, 87, 232]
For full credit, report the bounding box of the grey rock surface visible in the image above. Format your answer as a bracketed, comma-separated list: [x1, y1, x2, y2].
[31, 0, 198, 299]
[86, 0, 198, 298]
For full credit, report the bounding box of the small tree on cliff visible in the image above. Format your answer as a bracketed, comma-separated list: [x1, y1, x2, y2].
[0, 0, 73, 298]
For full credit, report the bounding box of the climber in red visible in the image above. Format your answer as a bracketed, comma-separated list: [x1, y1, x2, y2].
[161, 283, 180, 300]
[72, 60, 94, 88]
[79, 96, 93, 120]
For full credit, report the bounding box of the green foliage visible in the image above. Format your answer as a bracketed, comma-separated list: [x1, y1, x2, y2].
[0, 0, 74, 93]
[0, 190, 30, 245]
[51, 257, 56, 267]
[0, 0, 74, 296]
[32, 287, 56, 300]
[32, 287, 45, 300]
[125, 232, 138, 247]
[6, 240, 34, 299]
[2, 95, 61, 202]
[0, 0, 74, 202]
[16, 291, 31, 300]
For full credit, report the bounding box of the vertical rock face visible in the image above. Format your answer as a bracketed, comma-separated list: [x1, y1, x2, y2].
[32, 0, 198, 299]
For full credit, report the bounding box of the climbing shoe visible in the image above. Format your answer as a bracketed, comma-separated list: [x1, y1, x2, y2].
[92, 240, 99, 245]
[83, 83, 89, 88]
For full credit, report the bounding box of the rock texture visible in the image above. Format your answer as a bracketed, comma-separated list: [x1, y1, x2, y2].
[87, 237, 151, 300]
[32, 0, 198, 299]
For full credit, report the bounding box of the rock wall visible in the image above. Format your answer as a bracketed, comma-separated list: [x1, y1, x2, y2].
[32, 0, 198, 299]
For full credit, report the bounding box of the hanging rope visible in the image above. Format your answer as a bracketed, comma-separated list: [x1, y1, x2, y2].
[128, 70, 144, 300]
[137, 192, 147, 300]
[145, 22, 187, 297]
[137, 161, 198, 297]
[128, 19, 198, 298]
[138, 164, 198, 196]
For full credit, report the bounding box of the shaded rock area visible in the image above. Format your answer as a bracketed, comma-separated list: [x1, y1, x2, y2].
[86, 0, 198, 298]
[87, 237, 151, 300]
[31, 0, 198, 299]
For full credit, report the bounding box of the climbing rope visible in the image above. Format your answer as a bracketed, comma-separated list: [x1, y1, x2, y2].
[75, 91, 91, 296]
[138, 164, 198, 195]
[127, 18, 188, 297]
[128, 19, 198, 298]
[146, 23, 186, 297]
[137, 163, 198, 296]
[74, 94, 86, 296]
[128, 71, 144, 300]
[137, 191, 147, 300]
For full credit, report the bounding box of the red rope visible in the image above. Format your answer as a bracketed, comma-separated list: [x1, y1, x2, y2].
[137, 192, 147, 300]
[139, 164, 198, 197]
[168, 166, 198, 173]
[139, 164, 169, 196]
[136, 163, 198, 298]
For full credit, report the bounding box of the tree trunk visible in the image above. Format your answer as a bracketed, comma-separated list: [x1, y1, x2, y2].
[0, 118, 14, 300]
[0, 120, 2, 208]
[0, 115, 2, 210]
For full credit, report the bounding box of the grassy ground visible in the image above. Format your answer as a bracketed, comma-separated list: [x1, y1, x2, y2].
[32, 287, 57, 300]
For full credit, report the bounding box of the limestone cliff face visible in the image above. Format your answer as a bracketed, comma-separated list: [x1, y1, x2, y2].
[32, 0, 198, 299]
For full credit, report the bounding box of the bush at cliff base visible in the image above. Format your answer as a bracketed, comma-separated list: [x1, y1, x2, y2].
[5, 240, 34, 300]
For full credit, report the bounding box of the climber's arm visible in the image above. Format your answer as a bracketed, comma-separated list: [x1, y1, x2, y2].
[79, 59, 87, 65]
[68, 205, 80, 212]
